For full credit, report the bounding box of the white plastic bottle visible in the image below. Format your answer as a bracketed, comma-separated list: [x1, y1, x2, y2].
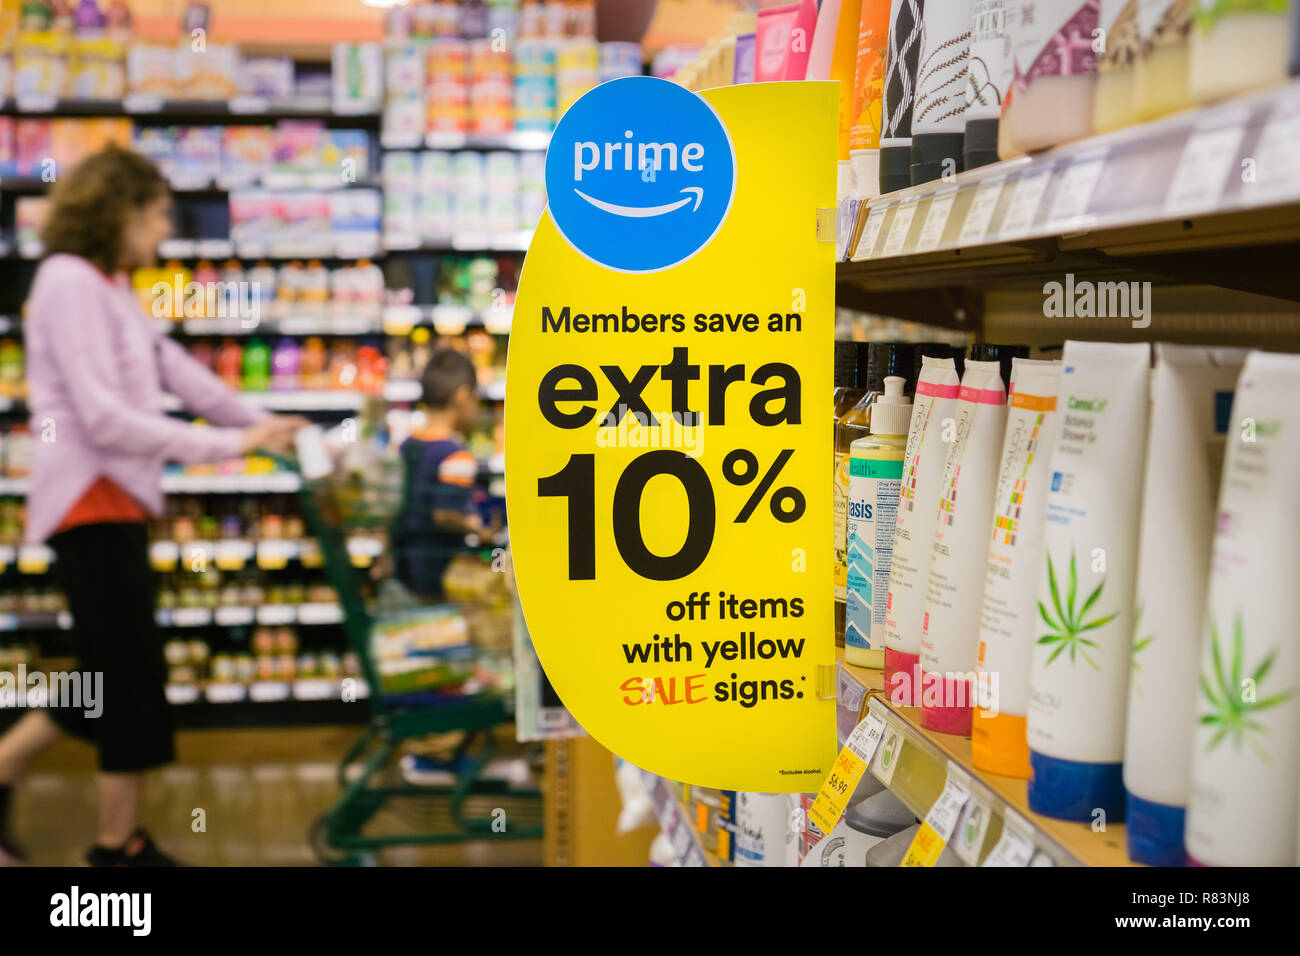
[964, 0, 1018, 169]
[879, 0, 927, 193]
[1123, 345, 1246, 867]
[735, 792, 792, 867]
[1185, 351, 1300, 867]
[910, 0, 973, 184]
[1026, 341, 1149, 823]
[883, 354, 959, 705]
[846, 375, 913, 668]
[920, 358, 1007, 735]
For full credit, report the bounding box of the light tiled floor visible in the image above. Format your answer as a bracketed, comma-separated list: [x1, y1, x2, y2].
[10, 726, 544, 866]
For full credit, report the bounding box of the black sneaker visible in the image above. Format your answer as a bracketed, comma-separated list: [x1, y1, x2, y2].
[84, 829, 180, 867]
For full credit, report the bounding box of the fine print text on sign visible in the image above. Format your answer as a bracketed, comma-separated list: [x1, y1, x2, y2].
[506, 77, 838, 792]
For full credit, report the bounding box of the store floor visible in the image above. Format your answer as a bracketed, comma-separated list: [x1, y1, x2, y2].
[10, 726, 543, 866]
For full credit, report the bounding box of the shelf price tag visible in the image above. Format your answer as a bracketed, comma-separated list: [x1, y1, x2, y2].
[1164, 122, 1247, 216]
[915, 190, 957, 252]
[981, 814, 1037, 867]
[1046, 151, 1107, 228]
[870, 717, 904, 785]
[958, 179, 1004, 245]
[808, 712, 886, 834]
[881, 201, 918, 257]
[853, 204, 888, 260]
[505, 77, 837, 792]
[901, 772, 971, 867]
[998, 168, 1052, 239]
[951, 789, 993, 865]
[1245, 104, 1300, 206]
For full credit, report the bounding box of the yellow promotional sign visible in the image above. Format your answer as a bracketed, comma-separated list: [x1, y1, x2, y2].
[506, 78, 837, 792]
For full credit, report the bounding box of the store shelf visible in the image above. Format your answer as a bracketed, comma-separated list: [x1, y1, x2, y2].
[159, 472, 302, 493]
[0, 604, 342, 630]
[0, 610, 70, 631]
[0, 173, 381, 195]
[177, 313, 385, 336]
[382, 379, 505, 403]
[838, 79, 1300, 318]
[156, 603, 343, 629]
[166, 677, 368, 707]
[379, 303, 514, 335]
[156, 236, 383, 262]
[2, 465, 505, 496]
[378, 129, 551, 151]
[837, 650, 1132, 867]
[0, 691, 370, 731]
[382, 231, 533, 253]
[161, 390, 365, 412]
[0, 94, 381, 123]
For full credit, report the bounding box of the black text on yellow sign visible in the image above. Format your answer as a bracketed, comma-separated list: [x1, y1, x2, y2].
[506, 81, 838, 792]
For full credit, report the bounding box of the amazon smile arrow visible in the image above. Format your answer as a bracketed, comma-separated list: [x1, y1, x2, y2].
[573, 186, 704, 218]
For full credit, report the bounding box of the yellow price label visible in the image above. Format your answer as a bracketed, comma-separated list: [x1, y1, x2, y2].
[808, 713, 886, 834]
[900, 821, 948, 867]
[900, 772, 971, 867]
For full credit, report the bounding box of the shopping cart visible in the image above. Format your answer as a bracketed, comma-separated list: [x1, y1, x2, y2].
[282, 441, 542, 865]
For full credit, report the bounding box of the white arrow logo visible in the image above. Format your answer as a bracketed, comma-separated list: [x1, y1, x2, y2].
[573, 186, 704, 218]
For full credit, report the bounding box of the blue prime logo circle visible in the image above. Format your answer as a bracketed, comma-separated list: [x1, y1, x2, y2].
[545, 76, 736, 274]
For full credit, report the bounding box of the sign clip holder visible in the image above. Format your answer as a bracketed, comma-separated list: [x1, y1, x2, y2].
[815, 208, 837, 243]
[815, 663, 837, 700]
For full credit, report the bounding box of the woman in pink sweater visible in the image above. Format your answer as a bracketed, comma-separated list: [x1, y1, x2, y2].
[0, 145, 305, 866]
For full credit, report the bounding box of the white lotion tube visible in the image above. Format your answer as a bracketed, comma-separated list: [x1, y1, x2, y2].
[919, 359, 1007, 735]
[1185, 351, 1300, 867]
[883, 354, 959, 706]
[974, 359, 1061, 778]
[1026, 341, 1150, 822]
[1123, 344, 1246, 867]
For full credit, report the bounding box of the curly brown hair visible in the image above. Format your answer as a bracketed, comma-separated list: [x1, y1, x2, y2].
[41, 143, 170, 274]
